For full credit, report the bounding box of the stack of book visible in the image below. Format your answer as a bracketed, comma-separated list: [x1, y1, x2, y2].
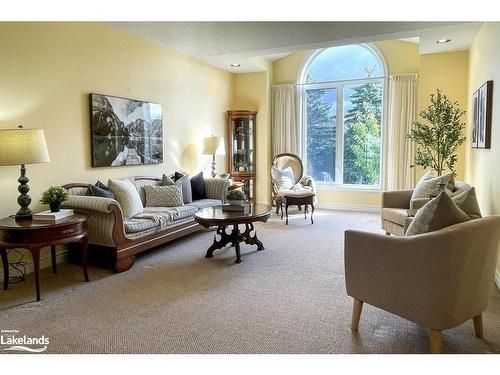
[33, 209, 74, 222]
[222, 203, 251, 214]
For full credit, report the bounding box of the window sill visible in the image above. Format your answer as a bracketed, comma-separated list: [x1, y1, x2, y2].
[315, 183, 382, 193]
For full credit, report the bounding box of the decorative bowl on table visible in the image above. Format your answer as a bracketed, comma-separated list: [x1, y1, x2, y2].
[227, 200, 245, 206]
[225, 190, 246, 206]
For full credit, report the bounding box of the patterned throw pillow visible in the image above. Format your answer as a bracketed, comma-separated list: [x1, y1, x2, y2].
[405, 191, 470, 236]
[452, 187, 482, 219]
[271, 166, 295, 190]
[411, 171, 455, 201]
[108, 179, 144, 219]
[144, 185, 184, 207]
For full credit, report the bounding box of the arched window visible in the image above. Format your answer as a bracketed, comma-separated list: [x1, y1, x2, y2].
[299, 44, 386, 187]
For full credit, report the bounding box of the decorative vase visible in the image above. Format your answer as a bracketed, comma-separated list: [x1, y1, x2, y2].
[49, 202, 61, 212]
[227, 200, 244, 206]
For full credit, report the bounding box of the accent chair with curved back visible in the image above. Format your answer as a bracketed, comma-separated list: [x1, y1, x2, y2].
[271, 153, 316, 214]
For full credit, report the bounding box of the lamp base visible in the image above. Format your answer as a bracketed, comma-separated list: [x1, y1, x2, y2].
[211, 155, 217, 178]
[15, 164, 33, 221]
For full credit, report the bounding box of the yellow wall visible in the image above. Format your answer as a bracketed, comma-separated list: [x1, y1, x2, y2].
[0, 22, 233, 218]
[272, 40, 420, 207]
[465, 22, 500, 280]
[417, 51, 469, 182]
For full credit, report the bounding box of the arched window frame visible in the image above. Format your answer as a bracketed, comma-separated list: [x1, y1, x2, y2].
[297, 43, 388, 191]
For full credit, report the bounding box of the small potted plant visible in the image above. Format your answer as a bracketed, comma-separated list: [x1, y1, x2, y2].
[226, 190, 246, 206]
[40, 185, 69, 212]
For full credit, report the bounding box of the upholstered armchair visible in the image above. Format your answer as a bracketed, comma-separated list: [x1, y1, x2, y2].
[271, 153, 317, 214]
[345, 216, 500, 353]
[381, 180, 471, 236]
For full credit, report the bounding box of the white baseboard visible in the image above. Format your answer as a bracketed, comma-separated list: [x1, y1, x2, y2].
[315, 202, 380, 213]
[495, 269, 500, 291]
[0, 248, 68, 278]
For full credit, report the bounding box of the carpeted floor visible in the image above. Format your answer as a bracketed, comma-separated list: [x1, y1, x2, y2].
[1, 209, 499, 354]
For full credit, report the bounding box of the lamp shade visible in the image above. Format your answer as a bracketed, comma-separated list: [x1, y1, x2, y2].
[0, 128, 50, 166]
[203, 136, 223, 155]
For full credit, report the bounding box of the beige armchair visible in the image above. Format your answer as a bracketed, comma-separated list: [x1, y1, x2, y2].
[382, 180, 471, 236]
[345, 216, 500, 353]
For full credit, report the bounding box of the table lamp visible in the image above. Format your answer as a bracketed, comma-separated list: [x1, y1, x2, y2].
[203, 135, 223, 178]
[0, 126, 50, 220]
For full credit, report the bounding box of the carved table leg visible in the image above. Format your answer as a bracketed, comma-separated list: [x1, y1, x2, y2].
[205, 226, 233, 259]
[81, 236, 89, 282]
[50, 245, 57, 274]
[242, 223, 264, 251]
[310, 203, 315, 224]
[1, 248, 8, 290]
[285, 202, 289, 225]
[30, 246, 42, 301]
[233, 225, 241, 263]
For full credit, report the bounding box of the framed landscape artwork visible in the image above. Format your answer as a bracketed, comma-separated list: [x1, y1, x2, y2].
[89, 93, 163, 167]
[472, 80, 493, 149]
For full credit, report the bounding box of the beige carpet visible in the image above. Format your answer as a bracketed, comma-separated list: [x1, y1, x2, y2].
[1, 210, 499, 354]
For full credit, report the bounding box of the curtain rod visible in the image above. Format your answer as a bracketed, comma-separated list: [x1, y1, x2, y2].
[273, 73, 417, 87]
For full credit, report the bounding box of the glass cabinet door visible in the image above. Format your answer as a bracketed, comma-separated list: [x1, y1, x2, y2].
[231, 116, 254, 173]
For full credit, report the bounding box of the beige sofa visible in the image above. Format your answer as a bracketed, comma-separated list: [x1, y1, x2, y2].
[63, 176, 230, 272]
[381, 180, 471, 236]
[345, 216, 500, 353]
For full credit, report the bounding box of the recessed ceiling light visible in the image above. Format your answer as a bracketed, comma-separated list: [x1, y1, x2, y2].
[230, 63, 241, 67]
[436, 39, 451, 44]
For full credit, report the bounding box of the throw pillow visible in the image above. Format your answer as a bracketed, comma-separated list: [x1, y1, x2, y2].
[108, 179, 144, 219]
[173, 172, 192, 204]
[411, 171, 454, 201]
[86, 184, 115, 199]
[272, 166, 295, 190]
[144, 185, 183, 207]
[161, 174, 175, 186]
[190, 172, 206, 200]
[452, 187, 482, 219]
[405, 191, 470, 236]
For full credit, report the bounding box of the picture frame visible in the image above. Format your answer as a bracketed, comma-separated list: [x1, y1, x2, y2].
[89, 93, 163, 167]
[472, 80, 493, 149]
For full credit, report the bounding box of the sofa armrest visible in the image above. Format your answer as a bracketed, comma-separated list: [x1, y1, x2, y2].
[204, 178, 230, 202]
[62, 195, 125, 247]
[381, 189, 413, 209]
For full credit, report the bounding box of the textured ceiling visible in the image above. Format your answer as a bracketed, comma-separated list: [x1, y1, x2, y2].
[109, 21, 482, 72]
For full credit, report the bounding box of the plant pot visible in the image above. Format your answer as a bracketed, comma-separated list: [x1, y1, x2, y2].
[49, 202, 61, 212]
[227, 200, 245, 206]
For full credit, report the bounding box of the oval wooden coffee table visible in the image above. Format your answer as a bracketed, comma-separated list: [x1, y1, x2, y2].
[194, 204, 272, 263]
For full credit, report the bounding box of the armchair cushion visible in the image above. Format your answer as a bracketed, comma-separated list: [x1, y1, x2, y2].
[411, 171, 454, 201]
[452, 187, 482, 219]
[406, 191, 470, 236]
[271, 166, 295, 190]
[381, 208, 408, 226]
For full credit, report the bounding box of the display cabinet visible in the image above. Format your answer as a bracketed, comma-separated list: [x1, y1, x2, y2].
[227, 110, 257, 202]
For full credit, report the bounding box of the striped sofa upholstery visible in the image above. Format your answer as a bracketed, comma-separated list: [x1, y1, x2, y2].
[64, 176, 230, 248]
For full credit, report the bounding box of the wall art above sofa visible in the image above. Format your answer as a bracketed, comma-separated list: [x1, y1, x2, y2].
[89, 93, 163, 167]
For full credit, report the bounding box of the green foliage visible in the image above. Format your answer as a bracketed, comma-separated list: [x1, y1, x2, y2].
[407, 89, 466, 176]
[343, 82, 382, 185]
[40, 185, 69, 205]
[306, 73, 336, 181]
[226, 190, 246, 201]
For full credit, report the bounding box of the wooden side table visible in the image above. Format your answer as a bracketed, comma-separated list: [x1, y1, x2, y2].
[281, 194, 315, 225]
[0, 213, 89, 301]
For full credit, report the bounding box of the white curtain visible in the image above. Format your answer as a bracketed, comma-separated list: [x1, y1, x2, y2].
[385, 74, 418, 190]
[272, 84, 299, 156]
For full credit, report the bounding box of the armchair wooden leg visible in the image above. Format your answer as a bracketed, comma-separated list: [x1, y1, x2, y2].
[385, 231, 391, 236]
[351, 298, 363, 331]
[473, 315, 483, 338]
[430, 329, 442, 354]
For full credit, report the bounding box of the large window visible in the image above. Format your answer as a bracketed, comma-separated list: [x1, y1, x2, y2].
[300, 44, 386, 187]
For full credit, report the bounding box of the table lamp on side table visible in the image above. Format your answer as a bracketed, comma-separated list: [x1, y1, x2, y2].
[203, 135, 223, 178]
[0, 125, 50, 220]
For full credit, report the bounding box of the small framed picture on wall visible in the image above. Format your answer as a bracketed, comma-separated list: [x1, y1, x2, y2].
[472, 80, 493, 149]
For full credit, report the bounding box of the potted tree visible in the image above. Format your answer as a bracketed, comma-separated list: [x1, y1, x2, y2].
[407, 89, 466, 176]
